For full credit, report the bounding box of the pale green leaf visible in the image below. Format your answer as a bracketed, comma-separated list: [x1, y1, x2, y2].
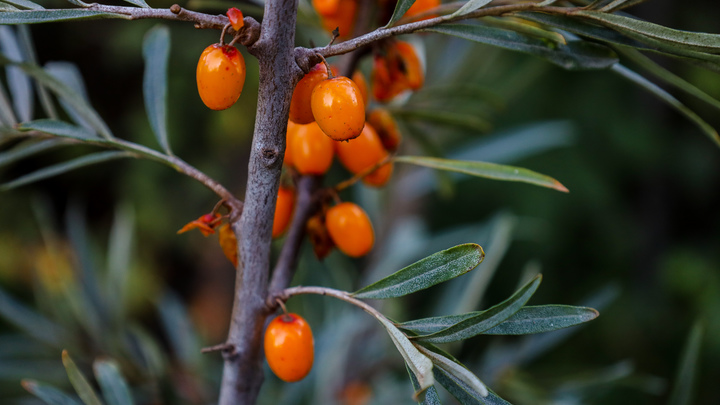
[19, 119, 98, 139]
[611, 64, 720, 147]
[433, 366, 512, 404]
[0, 138, 64, 168]
[669, 321, 704, 405]
[0, 151, 133, 191]
[408, 366, 442, 405]
[482, 305, 599, 335]
[61, 351, 104, 405]
[599, 0, 649, 12]
[0, 26, 33, 122]
[22, 380, 82, 405]
[413, 275, 542, 343]
[0, 287, 67, 346]
[106, 204, 134, 326]
[18, 25, 57, 119]
[451, 0, 492, 18]
[3, 0, 44, 10]
[0, 9, 129, 24]
[142, 25, 171, 153]
[573, 11, 720, 54]
[416, 344, 488, 397]
[94, 360, 135, 405]
[394, 156, 569, 192]
[352, 244, 485, 300]
[385, 0, 416, 27]
[482, 16, 567, 45]
[376, 315, 434, 397]
[426, 24, 618, 70]
[44, 62, 97, 133]
[616, 46, 720, 111]
[0, 77, 17, 125]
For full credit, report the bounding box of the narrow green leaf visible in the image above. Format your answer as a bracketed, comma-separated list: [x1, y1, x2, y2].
[376, 314, 434, 396]
[122, 0, 149, 8]
[399, 313, 477, 336]
[0, 26, 34, 122]
[18, 25, 57, 119]
[3, 0, 44, 9]
[142, 25, 171, 154]
[426, 24, 618, 70]
[668, 321, 704, 405]
[0, 139, 64, 168]
[434, 366, 513, 405]
[94, 359, 135, 405]
[451, 0, 492, 18]
[0, 287, 67, 346]
[22, 380, 82, 405]
[352, 244, 485, 300]
[106, 204, 134, 326]
[0, 77, 17, 125]
[61, 351, 104, 405]
[616, 46, 720, 112]
[0, 151, 133, 191]
[611, 64, 720, 147]
[0, 9, 129, 24]
[415, 344, 488, 397]
[599, 0, 649, 12]
[19, 119, 98, 139]
[395, 156, 569, 192]
[413, 275, 542, 343]
[482, 305, 599, 335]
[482, 16, 567, 45]
[385, 0, 416, 27]
[392, 109, 493, 133]
[157, 292, 202, 368]
[407, 365, 442, 404]
[573, 11, 720, 54]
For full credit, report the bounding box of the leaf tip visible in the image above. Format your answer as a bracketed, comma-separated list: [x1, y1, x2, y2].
[20, 379, 36, 392]
[554, 180, 569, 193]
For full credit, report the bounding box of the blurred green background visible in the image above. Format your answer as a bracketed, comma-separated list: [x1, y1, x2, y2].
[1, 0, 719, 404]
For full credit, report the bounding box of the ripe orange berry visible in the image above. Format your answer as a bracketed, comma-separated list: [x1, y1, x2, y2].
[196, 44, 246, 110]
[290, 64, 329, 124]
[351, 70, 369, 107]
[264, 313, 314, 382]
[367, 108, 401, 152]
[335, 123, 393, 187]
[226, 7, 244, 31]
[405, 0, 440, 21]
[326, 202, 375, 257]
[394, 41, 424, 90]
[371, 41, 424, 102]
[312, 0, 340, 16]
[318, 0, 357, 37]
[311, 76, 365, 141]
[289, 122, 335, 175]
[273, 187, 295, 238]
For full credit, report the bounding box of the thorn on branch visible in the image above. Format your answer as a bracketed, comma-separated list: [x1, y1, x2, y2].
[201, 342, 236, 355]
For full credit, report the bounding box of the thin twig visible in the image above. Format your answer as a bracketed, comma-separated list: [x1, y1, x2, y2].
[334, 154, 395, 192]
[280, 286, 387, 322]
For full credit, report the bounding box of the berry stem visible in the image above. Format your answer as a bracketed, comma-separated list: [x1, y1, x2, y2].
[220, 22, 231, 44]
[334, 153, 395, 192]
[317, 54, 334, 79]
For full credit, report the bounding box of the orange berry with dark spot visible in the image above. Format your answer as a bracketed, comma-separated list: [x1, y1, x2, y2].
[289, 122, 335, 175]
[311, 76, 365, 141]
[394, 41, 424, 90]
[290, 64, 329, 124]
[367, 108, 401, 152]
[326, 202, 375, 257]
[264, 313, 314, 382]
[335, 123, 393, 187]
[196, 44, 246, 110]
[273, 186, 295, 238]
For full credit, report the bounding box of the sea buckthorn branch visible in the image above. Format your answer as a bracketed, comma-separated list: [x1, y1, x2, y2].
[310, 2, 568, 58]
[85, 3, 262, 46]
[268, 175, 323, 296]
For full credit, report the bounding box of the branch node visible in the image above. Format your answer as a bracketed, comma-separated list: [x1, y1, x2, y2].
[261, 148, 280, 168]
[170, 4, 181, 14]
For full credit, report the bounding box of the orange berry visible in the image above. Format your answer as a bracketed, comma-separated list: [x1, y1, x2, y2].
[312, 0, 340, 16]
[367, 108, 401, 152]
[351, 70, 369, 107]
[371, 41, 424, 102]
[289, 122, 335, 175]
[311, 76, 365, 141]
[284, 121, 298, 167]
[196, 44, 246, 110]
[227, 7, 244, 31]
[264, 313, 314, 382]
[394, 41, 424, 90]
[405, 0, 440, 21]
[290, 64, 329, 124]
[335, 123, 393, 187]
[273, 187, 296, 238]
[318, 0, 357, 37]
[326, 202, 375, 257]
